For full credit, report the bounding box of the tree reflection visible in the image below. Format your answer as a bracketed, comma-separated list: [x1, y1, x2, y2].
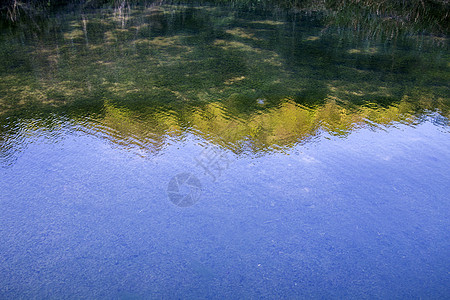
[0, 2, 448, 164]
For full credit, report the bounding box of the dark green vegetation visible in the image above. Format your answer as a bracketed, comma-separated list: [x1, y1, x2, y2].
[2, 0, 449, 36]
[0, 1, 449, 160]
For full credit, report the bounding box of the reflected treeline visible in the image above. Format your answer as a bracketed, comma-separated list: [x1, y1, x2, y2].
[1, 95, 448, 166]
[96, 96, 449, 154]
[0, 2, 449, 164]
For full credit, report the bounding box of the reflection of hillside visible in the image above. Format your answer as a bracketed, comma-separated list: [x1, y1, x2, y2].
[79, 97, 448, 155]
[82, 101, 182, 154]
[0, 92, 448, 167]
[0, 3, 449, 162]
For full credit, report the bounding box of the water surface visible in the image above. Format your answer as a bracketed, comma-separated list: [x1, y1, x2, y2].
[0, 2, 449, 298]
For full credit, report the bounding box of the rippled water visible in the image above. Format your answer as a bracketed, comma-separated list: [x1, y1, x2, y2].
[0, 2, 449, 298]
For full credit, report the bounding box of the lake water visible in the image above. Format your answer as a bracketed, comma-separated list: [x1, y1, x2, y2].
[1, 2, 449, 298]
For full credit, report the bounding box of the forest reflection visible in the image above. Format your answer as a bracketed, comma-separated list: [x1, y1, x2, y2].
[0, 2, 448, 163]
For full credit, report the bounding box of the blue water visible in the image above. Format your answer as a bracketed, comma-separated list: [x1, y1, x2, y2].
[1, 116, 449, 298]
